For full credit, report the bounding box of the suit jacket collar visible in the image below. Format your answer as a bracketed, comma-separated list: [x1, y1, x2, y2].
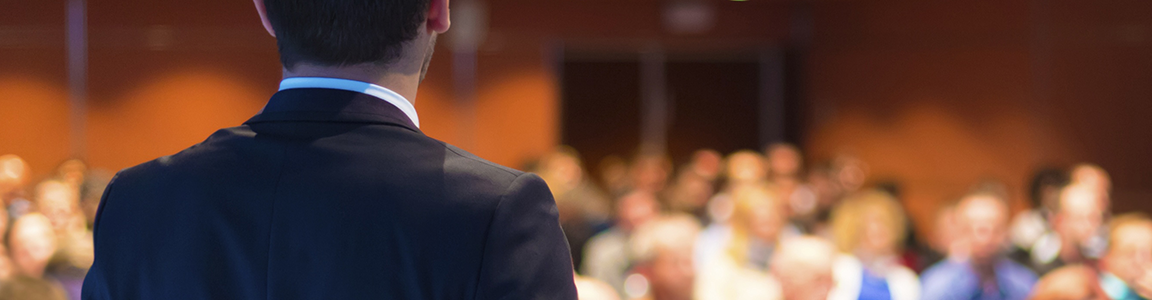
[245, 88, 421, 134]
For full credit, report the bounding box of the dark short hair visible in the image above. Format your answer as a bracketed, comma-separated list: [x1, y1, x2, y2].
[263, 0, 431, 69]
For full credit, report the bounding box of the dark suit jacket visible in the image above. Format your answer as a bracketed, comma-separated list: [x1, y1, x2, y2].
[81, 88, 578, 300]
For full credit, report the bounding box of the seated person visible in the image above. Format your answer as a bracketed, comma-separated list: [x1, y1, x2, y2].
[1098, 214, 1152, 300]
[626, 214, 701, 300]
[695, 184, 785, 300]
[828, 190, 920, 300]
[583, 190, 661, 298]
[921, 191, 1039, 300]
[771, 236, 837, 300]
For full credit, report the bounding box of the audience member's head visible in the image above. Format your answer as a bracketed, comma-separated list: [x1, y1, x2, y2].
[1029, 265, 1107, 300]
[628, 214, 700, 300]
[831, 155, 868, 193]
[55, 158, 88, 189]
[666, 169, 715, 215]
[723, 151, 766, 187]
[727, 184, 785, 262]
[616, 190, 660, 233]
[539, 147, 586, 195]
[830, 190, 907, 259]
[0, 155, 29, 196]
[1052, 184, 1107, 259]
[688, 149, 723, 181]
[765, 143, 803, 181]
[956, 191, 1011, 264]
[34, 180, 82, 234]
[1100, 213, 1152, 297]
[1070, 164, 1111, 200]
[599, 155, 631, 196]
[8, 213, 57, 278]
[932, 201, 963, 257]
[1028, 167, 1069, 212]
[770, 236, 837, 300]
[630, 152, 673, 194]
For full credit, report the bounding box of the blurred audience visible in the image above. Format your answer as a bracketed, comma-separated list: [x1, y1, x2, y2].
[772, 236, 838, 300]
[1010, 168, 1070, 271]
[1033, 184, 1108, 274]
[1098, 213, 1152, 300]
[0, 139, 1144, 300]
[583, 190, 661, 298]
[624, 214, 700, 300]
[695, 184, 787, 300]
[665, 150, 721, 221]
[0, 155, 33, 219]
[765, 144, 819, 234]
[828, 190, 921, 300]
[537, 147, 613, 270]
[692, 150, 768, 271]
[921, 191, 1039, 300]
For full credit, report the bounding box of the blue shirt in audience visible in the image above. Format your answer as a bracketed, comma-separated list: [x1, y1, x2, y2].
[920, 258, 1038, 300]
[858, 269, 893, 300]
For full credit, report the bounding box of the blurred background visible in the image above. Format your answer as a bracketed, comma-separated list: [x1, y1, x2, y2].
[1, 1, 1151, 300]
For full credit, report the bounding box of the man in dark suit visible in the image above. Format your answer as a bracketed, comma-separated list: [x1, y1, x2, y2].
[80, 0, 578, 299]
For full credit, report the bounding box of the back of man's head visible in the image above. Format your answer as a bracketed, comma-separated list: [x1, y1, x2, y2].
[261, 0, 431, 70]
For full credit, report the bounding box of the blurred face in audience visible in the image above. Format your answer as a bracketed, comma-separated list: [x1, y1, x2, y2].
[734, 187, 785, 243]
[860, 207, 898, 256]
[541, 152, 584, 191]
[669, 171, 714, 212]
[772, 237, 836, 300]
[932, 205, 962, 255]
[0, 155, 29, 194]
[766, 144, 802, 180]
[646, 247, 695, 300]
[833, 156, 868, 193]
[958, 195, 1009, 263]
[1071, 165, 1110, 195]
[1055, 186, 1105, 246]
[631, 155, 671, 193]
[36, 181, 81, 233]
[630, 215, 699, 300]
[9, 214, 57, 277]
[1102, 219, 1152, 295]
[617, 191, 659, 232]
[57, 159, 88, 188]
[689, 149, 722, 180]
[725, 151, 766, 185]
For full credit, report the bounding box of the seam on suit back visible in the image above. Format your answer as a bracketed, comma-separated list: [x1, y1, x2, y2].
[470, 172, 531, 300]
[262, 141, 291, 300]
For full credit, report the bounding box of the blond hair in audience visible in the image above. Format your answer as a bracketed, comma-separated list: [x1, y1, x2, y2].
[829, 190, 907, 254]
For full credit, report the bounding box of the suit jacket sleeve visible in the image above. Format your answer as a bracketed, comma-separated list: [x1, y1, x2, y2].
[476, 173, 578, 300]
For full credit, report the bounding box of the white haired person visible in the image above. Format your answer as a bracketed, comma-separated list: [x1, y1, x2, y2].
[771, 236, 838, 300]
[1098, 214, 1152, 300]
[625, 214, 701, 300]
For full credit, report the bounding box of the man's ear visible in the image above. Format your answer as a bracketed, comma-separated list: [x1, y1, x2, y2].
[427, 0, 450, 34]
[253, 0, 276, 37]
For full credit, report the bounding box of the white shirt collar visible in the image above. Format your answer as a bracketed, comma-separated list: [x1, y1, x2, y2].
[278, 77, 420, 128]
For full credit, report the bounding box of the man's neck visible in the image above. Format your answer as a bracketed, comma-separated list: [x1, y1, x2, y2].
[283, 64, 420, 103]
